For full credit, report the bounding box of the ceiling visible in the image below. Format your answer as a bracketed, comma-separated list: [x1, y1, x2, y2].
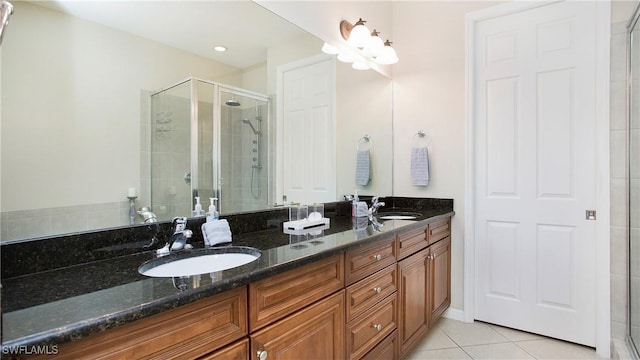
[27, 0, 308, 69]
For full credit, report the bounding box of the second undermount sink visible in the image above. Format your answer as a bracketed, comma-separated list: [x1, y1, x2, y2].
[378, 211, 423, 220]
[138, 246, 261, 278]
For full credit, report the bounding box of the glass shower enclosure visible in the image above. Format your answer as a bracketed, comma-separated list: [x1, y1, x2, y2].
[629, 4, 639, 358]
[149, 78, 270, 221]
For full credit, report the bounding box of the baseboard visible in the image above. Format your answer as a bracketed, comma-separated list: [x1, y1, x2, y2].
[442, 307, 466, 322]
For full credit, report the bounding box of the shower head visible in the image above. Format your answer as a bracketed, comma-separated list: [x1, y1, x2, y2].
[242, 119, 260, 134]
[225, 96, 240, 107]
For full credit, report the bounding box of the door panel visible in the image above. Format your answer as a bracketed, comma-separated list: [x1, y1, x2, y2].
[473, 1, 597, 346]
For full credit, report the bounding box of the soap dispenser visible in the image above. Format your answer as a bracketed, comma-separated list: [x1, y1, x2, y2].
[193, 197, 204, 216]
[206, 197, 219, 222]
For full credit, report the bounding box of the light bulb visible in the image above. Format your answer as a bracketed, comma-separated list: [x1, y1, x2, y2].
[347, 19, 370, 48]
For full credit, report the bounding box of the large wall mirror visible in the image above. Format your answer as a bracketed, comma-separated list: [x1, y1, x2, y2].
[0, 1, 393, 242]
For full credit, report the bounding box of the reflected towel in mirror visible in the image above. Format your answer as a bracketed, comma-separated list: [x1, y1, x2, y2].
[411, 147, 429, 186]
[355, 149, 371, 185]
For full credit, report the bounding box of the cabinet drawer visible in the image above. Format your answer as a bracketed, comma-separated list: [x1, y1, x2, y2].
[427, 218, 451, 245]
[361, 330, 398, 360]
[200, 338, 248, 360]
[346, 264, 397, 322]
[397, 226, 428, 260]
[249, 254, 344, 331]
[346, 293, 397, 360]
[50, 286, 248, 360]
[345, 237, 397, 285]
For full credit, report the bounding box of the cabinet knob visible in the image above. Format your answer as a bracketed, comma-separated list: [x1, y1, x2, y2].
[372, 324, 382, 331]
[373, 286, 382, 294]
[257, 350, 268, 360]
[372, 254, 382, 261]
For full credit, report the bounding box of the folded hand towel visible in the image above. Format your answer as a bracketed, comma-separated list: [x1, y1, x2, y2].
[201, 219, 232, 246]
[411, 147, 430, 186]
[355, 149, 371, 186]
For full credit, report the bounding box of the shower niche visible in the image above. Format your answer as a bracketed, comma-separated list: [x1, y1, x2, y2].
[150, 78, 270, 221]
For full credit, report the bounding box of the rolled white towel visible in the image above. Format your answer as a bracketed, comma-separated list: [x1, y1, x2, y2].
[201, 219, 232, 246]
[411, 147, 429, 186]
[355, 149, 371, 186]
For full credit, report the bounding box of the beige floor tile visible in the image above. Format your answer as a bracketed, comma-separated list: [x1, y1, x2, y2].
[438, 318, 510, 347]
[486, 323, 546, 342]
[462, 343, 535, 359]
[415, 329, 459, 351]
[515, 339, 604, 359]
[406, 347, 473, 360]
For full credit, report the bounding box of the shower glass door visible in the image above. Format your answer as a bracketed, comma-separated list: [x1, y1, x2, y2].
[218, 88, 270, 213]
[629, 4, 640, 356]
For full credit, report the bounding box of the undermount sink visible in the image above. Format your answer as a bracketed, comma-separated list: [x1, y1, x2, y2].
[138, 246, 261, 277]
[378, 212, 423, 220]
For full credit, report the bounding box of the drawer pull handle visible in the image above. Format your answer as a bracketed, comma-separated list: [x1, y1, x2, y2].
[372, 254, 382, 261]
[372, 324, 382, 331]
[373, 286, 382, 294]
[257, 350, 268, 360]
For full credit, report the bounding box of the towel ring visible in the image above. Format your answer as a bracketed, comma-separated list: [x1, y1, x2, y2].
[357, 134, 372, 151]
[412, 130, 429, 148]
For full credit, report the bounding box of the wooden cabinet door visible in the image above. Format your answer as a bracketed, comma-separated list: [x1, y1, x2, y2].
[200, 338, 249, 360]
[429, 236, 451, 323]
[397, 248, 430, 358]
[250, 291, 344, 360]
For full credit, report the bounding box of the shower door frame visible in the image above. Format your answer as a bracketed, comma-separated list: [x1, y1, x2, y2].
[627, 3, 640, 358]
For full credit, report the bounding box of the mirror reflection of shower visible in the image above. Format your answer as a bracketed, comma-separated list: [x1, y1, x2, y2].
[150, 78, 270, 220]
[220, 89, 269, 212]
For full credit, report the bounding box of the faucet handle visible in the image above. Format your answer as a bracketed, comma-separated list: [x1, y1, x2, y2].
[171, 216, 188, 234]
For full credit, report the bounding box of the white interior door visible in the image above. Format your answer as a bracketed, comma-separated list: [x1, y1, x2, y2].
[473, 1, 598, 346]
[281, 57, 335, 205]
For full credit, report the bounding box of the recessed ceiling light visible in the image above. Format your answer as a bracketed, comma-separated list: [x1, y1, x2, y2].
[213, 45, 227, 52]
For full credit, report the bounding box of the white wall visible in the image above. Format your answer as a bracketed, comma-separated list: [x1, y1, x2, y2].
[392, 1, 501, 311]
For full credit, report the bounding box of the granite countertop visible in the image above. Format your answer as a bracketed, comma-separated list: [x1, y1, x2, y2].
[1, 200, 453, 350]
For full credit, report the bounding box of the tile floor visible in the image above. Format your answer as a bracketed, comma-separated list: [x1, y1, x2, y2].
[406, 318, 606, 360]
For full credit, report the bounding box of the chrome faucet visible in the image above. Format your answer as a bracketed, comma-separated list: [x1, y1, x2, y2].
[137, 207, 157, 223]
[156, 216, 193, 256]
[368, 196, 386, 216]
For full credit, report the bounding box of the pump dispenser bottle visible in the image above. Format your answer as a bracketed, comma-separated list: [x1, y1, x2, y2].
[206, 197, 219, 222]
[193, 197, 204, 216]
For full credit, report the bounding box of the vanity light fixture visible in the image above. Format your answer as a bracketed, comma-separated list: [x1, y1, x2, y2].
[213, 45, 227, 52]
[322, 17, 398, 70]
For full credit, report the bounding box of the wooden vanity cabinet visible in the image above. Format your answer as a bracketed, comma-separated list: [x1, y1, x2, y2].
[429, 236, 451, 322]
[200, 339, 249, 360]
[250, 291, 345, 360]
[41, 286, 248, 360]
[344, 237, 399, 360]
[397, 218, 452, 359]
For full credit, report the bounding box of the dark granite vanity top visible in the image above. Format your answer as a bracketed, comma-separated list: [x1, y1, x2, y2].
[0, 197, 453, 351]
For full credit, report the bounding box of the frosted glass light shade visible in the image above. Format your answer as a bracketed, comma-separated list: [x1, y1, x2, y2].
[363, 34, 384, 58]
[352, 61, 369, 70]
[377, 45, 398, 65]
[337, 52, 354, 63]
[347, 23, 371, 48]
[321, 42, 339, 55]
